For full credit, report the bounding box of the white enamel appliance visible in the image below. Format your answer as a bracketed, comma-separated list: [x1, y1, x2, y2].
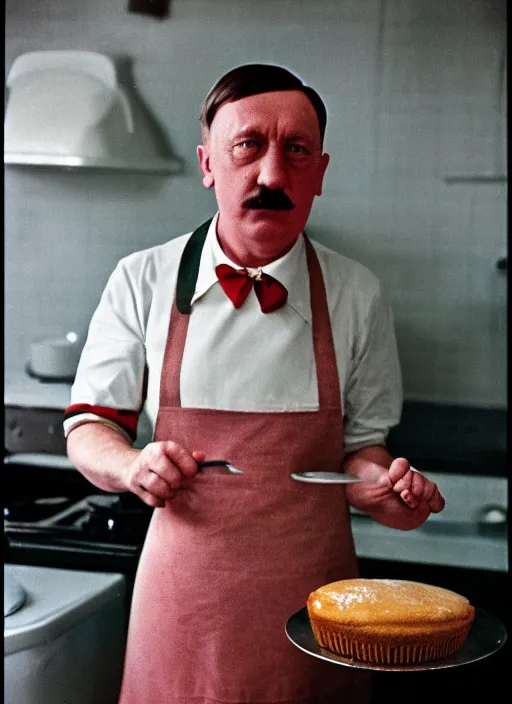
[4, 564, 126, 704]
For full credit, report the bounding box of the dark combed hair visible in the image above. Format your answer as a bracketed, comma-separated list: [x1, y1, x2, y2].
[201, 63, 327, 144]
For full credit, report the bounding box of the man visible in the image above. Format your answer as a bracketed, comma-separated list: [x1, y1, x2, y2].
[65, 64, 444, 704]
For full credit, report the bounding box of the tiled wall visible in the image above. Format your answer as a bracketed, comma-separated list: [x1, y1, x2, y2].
[5, 0, 507, 407]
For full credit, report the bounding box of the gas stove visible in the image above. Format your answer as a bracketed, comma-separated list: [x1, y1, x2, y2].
[4, 490, 153, 586]
[5, 493, 152, 542]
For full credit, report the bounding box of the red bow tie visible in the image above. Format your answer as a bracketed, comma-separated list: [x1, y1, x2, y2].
[215, 264, 288, 313]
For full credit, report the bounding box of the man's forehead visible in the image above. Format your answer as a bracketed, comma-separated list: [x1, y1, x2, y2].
[209, 90, 321, 138]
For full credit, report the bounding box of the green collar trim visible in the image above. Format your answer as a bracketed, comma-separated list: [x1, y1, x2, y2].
[176, 218, 213, 314]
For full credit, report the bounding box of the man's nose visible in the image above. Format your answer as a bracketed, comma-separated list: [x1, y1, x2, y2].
[256, 147, 288, 190]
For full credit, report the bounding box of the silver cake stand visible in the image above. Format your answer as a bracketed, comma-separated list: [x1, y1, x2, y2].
[285, 607, 507, 672]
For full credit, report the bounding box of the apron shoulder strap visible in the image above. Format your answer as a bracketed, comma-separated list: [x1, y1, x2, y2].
[303, 234, 342, 411]
[158, 218, 212, 407]
[176, 218, 213, 314]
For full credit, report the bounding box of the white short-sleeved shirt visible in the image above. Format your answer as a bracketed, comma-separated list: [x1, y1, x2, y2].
[65, 213, 403, 453]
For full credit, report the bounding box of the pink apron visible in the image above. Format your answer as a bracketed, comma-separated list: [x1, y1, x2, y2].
[119, 223, 370, 703]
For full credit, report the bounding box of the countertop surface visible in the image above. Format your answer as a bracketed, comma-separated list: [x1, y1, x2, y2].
[351, 470, 507, 573]
[5, 370, 72, 410]
[351, 515, 507, 572]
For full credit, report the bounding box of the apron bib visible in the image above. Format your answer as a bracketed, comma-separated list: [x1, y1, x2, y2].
[119, 222, 369, 704]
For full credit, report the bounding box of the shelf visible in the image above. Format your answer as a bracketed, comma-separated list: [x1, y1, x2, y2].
[4, 151, 183, 175]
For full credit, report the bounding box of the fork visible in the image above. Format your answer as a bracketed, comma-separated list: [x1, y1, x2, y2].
[198, 460, 244, 475]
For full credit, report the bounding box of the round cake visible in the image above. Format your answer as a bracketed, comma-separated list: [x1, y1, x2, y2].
[307, 578, 475, 665]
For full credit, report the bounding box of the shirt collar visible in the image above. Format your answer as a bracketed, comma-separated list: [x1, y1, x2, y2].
[191, 212, 311, 324]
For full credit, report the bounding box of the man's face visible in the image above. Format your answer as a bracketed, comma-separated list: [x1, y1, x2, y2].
[197, 90, 330, 266]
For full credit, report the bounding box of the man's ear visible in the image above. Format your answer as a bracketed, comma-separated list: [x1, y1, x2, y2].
[315, 152, 330, 196]
[197, 145, 214, 189]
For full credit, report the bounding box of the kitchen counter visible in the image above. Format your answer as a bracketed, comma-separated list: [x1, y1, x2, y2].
[4, 369, 153, 448]
[4, 453, 75, 470]
[351, 515, 507, 572]
[4, 370, 71, 410]
[352, 470, 507, 572]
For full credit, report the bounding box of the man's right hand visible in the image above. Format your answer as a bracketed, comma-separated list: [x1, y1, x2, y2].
[126, 442, 206, 507]
[67, 423, 205, 508]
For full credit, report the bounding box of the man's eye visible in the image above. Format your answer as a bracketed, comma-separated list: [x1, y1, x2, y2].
[288, 144, 308, 154]
[235, 140, 258, 150]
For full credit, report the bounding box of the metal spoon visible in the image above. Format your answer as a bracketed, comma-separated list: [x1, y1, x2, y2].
[291, 472, 364, 484]
[198, 460, 244, 475]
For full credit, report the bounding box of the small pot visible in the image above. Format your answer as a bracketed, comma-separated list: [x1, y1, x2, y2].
[28, 332, 83, 382]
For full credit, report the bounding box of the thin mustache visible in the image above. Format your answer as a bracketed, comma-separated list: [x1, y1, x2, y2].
[243, 189, 294, 211]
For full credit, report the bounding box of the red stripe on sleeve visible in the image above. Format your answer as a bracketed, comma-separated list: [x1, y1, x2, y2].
[64, 404, 140, 439]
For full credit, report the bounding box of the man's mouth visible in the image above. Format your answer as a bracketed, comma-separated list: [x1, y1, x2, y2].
[242, 186, 294, 211]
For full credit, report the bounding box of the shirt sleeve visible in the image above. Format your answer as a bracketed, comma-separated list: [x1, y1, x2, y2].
[64, 257, 147, 441]
[343, 283, 403, 454]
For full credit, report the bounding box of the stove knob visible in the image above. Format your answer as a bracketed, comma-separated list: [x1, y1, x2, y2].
[9, 423, 23, 439]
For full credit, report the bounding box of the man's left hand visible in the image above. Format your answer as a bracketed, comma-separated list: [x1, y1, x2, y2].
[343, 447, 445, 531]
[388, 458, 445, 512]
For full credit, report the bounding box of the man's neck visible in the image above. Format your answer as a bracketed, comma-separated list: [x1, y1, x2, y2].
[215, 220, 299, 268]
